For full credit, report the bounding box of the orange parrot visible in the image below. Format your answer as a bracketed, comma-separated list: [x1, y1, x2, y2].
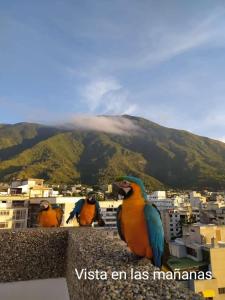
[116, 176, 164, 267]
[37, 200, 63, 227]
[66, 192, 105, 226]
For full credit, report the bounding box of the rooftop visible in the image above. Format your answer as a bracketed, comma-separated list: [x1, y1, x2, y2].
[167, 257, 207, 272]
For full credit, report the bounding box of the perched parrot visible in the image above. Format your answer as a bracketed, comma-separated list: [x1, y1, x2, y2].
[116, 176, 164, 268]
[66, 192, 105, 226]
[37, 200, 63, 227]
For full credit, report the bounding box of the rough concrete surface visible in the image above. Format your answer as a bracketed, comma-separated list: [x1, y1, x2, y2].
[0, 228, 68, 282]
[0, 228, 203, 300]
[66, 228, 203, 300]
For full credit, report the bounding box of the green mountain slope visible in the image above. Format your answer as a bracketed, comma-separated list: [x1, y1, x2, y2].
[0, 116, 225, 189]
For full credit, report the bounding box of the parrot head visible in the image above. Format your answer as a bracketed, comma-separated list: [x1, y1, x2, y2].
[115, 176, 147, 202]
[40, 200, 51, 211]
[86, 192, 97, 204]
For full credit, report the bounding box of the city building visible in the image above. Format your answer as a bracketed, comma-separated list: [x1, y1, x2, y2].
[200, 201, 225, 225]
[162, 207, 200, 241]
[189, 191, 207, 209]
[0, 183, 9, 195]
[149, 198, 174, 210]
[148, 191, 190, 211]
[0, 196, 29, 229]
[148, 191, 167, 200]
[10, 178, 53, 197]
[93, 200, 122, 228]
[169, 224, 225, 299]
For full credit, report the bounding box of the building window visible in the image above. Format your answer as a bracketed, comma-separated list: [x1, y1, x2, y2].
[13, 210, 26, 220]
[187, 247, 197, 257]
[0, 210, 9, 216]
[14, 222, 23, 229]
[105, 218, 116, 222]
[0, 222, 8, 228]
[218, 287, 225, 294]
[106, 208, 113, 212]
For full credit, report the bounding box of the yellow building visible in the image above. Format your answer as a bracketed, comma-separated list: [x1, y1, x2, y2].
[193, 247, 225, 300]
[29, 186, 53, 198]
[169, 224, 225, 300]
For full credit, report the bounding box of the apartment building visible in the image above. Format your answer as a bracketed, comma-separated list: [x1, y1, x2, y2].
[0, 196, 29, 229]
[169, 224, 225, 299]
[10, 178, 53, 197]
[200, 201, 225, 225]
[148, 191, 189, 211]
[148, 191, 167, 200]
[162, 207, 200, 241]
[189, 191, 207, 209]
[93, 200, 122, 228]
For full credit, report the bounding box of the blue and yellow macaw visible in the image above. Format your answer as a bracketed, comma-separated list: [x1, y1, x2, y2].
[37, 200, 63, 227]
[116, 176, 164, 268]
[66, 192, 105, 226]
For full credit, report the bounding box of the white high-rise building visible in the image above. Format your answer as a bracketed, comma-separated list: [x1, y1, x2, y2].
[93, 200, 122, 228]
[0, 196, 29, 229]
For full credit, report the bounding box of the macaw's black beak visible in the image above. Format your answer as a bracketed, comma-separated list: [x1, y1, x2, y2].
[118, 187, 133, 199]
[114, 181, 133, 199]
[87, 197, 96, 204]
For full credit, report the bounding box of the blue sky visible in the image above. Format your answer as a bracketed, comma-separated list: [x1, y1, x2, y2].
[1, 0, 225, 141]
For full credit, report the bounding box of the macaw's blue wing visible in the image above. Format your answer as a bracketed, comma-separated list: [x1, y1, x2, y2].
[144, 203, 164, 267]
[116, 205, 125, 242]
[69, 199, 85, 218]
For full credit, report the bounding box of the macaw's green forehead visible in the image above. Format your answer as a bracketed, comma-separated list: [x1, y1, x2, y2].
[116, 176, 147, 200]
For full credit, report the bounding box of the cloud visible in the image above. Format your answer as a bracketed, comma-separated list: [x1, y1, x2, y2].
[136, 10, 225, 67]
[217, 138, 225, 143]
[81, 78, 138, 115]
[61, 115, 141, 135]
[72, 8, 225, 75]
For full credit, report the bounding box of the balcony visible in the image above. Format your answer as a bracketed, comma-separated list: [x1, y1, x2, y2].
[0, 228, 203, 300]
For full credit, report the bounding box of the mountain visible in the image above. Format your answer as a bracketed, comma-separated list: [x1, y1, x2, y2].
[0, 116, 225, 190]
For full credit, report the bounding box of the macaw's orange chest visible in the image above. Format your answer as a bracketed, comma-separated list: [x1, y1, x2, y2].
[79, 202, 96, 225]
[121, 203, 153, 258]
[39, 209, 58, 227]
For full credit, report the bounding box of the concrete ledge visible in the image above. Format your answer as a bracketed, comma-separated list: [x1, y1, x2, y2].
[0, 228, 203, 299]
[66, 229, 203, 300]
[0, 229, 68, 282]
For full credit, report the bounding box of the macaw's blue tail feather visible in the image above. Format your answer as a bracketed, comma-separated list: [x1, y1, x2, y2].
[144, 204, 164, 268]
[153, 249, 162, 268]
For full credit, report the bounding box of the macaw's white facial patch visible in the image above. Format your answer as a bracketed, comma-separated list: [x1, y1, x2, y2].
[40, 201, 49, 209]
